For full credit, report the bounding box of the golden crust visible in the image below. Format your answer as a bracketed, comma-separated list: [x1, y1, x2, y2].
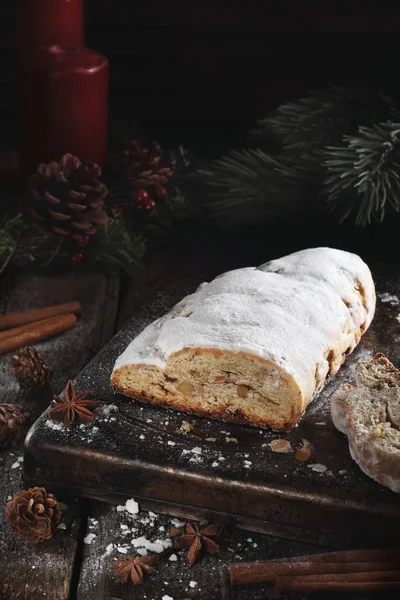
[111, 347, 304, 431]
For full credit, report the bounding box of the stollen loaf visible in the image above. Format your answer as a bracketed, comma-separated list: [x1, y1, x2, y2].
[111, 247, 375, 430]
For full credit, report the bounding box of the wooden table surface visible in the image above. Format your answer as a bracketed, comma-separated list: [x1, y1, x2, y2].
[0, 247, 397, 600]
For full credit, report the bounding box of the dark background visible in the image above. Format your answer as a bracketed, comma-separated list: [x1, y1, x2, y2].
[2, 2, 400, 150]
[2, 1, 400, 262]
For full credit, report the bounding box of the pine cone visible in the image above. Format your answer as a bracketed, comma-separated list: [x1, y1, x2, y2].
[122, 140, 176, 189]
[5, 487, 62, 543]
[0, 404, 31, 450]
[25, 154, 109, 237]
[11, 347, 52, 391]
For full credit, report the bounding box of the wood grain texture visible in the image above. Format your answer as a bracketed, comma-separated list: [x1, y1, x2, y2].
[0, 270, 119, 600]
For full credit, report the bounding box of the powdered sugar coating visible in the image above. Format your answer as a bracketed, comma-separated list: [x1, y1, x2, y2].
[113, 248, 375, 405]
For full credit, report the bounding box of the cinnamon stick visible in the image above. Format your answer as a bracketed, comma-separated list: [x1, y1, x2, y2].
[277, 580, 400, 593]
[229, 548, 400, 585]
[233, 561, 398, 584]
[0, 314, 77, 355]
[0, 301, 81, 332]
[277, 572, 400, 594]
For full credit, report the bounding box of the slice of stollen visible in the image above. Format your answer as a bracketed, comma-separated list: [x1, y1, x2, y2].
[331, 353, 400, 493]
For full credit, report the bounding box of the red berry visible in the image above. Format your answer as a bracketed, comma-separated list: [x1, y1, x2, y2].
[73, 234, 90, 247]
[69, 251, 84, 266]
[154, 185, 167, 200]
[142, 198, 156, 212]
[135, 188, 150, 206]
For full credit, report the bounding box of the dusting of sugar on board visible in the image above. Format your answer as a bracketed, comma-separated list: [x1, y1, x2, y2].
[378, 292, 400, 305]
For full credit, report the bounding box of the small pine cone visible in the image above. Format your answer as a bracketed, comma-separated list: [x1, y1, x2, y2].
[122, 140, 176, 190]
[25, 154, 109, 237]
[134, 168, 174, 188]
[0, 404, 31, 451]
[5, 487, 62, 543]
[11, 347, 52, 391]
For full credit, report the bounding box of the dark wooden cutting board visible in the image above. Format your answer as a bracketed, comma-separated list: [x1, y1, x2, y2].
[24, 265, 400, 549]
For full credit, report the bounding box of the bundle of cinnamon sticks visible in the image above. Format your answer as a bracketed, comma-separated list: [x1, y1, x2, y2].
[229, 548, 400, 593]
[0, 302, 81, 356]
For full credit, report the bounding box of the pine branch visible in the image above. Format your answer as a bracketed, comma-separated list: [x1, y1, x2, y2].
[0, 214, 29, 273]
[324, 121, 400, 225]
[87, 217, 146, 270]
[198, 149, 313, 229]
[255, 83, 398, 151]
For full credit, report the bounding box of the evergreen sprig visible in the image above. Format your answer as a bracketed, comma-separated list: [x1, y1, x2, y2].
[199, 149, 312, 229]
[256, 84, 398, 150]
[324, 121, 400, 225]
[84, 217, 145, 270]
[199, 83, 400, 228]
[0, 214, 26, 274]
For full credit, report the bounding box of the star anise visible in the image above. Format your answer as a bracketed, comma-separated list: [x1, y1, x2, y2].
[112, 554, 157, 584]
[178, 522, 222, 565]
[48, 380, 100, 428]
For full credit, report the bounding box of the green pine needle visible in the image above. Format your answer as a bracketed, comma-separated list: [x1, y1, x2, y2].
[88, 218, 146, 270]
[199, 149, 312, 229]
[255, 84, 398, 151]
[0, 214, 28, 273]
[324, 121, 400, 225]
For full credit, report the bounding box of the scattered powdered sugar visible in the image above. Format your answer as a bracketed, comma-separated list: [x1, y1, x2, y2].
[162, 595, 174, 600]
[339, 469, 347, 475]
[45, 420, 64, 431]
[395, 314, 400, 324]
[83, 533, 97, 544]
[137, 547, 148, 556]
[96, 404, 118, 422]
[308, 463, 328, 473]
[244, 460, 252, 469]
[117, 546, 128, 554]
[170, 518, 186, 527]
[379, 292, 400, 306]
[57, 522, 67, 530]
[11, 461, 20, 469]
[189, 581, 198, 588]
[126, 498, 139, 514]
[131, 536, 172, 554]
[191, 447, 202, 455]
[169, 553, 178, 561]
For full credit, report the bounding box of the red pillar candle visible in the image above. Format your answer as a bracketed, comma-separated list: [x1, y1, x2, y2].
[15, 0, 84, 53]
[20, 45, 109, 175]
